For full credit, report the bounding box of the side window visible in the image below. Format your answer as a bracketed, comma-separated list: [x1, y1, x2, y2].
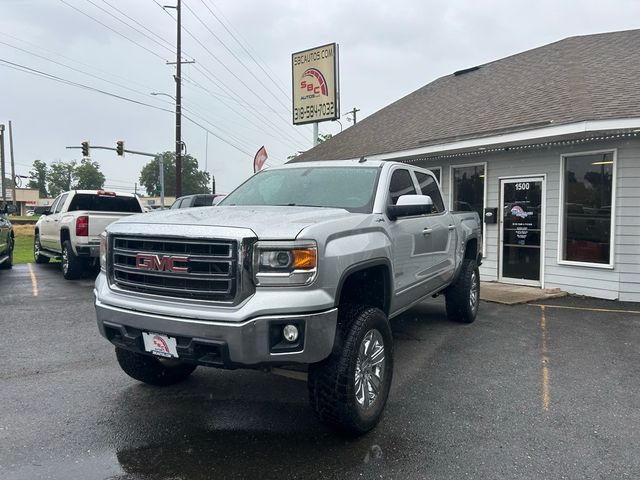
[415, 172, 445, 213]
[55, 194, 68, 214]
[388, 169, 417, 205]
[49, 197, 61, 214]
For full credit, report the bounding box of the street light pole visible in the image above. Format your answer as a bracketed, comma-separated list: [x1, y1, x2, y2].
[0, 124, 5, 205]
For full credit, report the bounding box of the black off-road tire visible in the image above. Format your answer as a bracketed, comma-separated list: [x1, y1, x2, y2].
[61, 240, 83, 280]
[308, 305, 393, 435]
[0, 235, 13, 269]
[115, 347, 197, 386]
[33, 233, 50, 264]
[445, 258, 480, 324]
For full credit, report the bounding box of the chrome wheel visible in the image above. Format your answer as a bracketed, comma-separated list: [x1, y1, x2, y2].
[354, 329, 386, 410]
[62, 247, 69, 274]
[469, 270, 479, 311]
[34, 236, 41, 259]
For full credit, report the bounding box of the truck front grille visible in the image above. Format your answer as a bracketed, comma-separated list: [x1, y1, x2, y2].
[109, 236, 238, 302]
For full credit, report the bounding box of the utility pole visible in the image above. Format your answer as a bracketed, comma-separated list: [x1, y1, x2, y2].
[164, 0, 194, 198]
[348, 107, 360, 124]
[9, 121, 16, 207]
[313, 123, 319, 146]
[0, 124, 5, 205]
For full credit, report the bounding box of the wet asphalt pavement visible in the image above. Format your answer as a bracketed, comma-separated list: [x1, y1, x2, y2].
[1, 263, 640, 479]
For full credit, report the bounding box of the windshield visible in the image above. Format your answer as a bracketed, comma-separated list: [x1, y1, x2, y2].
[220, 167, 380, 213]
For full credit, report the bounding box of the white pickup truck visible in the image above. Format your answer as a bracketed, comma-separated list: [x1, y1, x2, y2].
[34, 190, 144, 279]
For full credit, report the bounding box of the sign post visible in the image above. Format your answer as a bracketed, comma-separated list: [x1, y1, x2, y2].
[292, 42, 340, 145]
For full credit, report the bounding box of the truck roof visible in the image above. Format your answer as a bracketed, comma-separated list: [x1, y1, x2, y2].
[277, 159, 388, 169]
[70, 190, 137, 198]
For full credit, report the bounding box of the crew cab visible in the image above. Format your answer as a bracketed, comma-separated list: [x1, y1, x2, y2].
[94, 160, 482, 434]
[35, 190, 144, 279]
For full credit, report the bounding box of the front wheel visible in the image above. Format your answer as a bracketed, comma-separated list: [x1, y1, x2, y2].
[308, 305, 393, 435]
[115, 347, 197, 386]
[445, 258, 480, 323]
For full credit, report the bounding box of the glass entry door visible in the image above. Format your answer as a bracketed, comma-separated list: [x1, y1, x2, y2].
[499, 177, 544, 286]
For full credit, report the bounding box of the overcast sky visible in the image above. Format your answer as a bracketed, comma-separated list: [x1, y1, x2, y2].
[1, 0, 639, 196]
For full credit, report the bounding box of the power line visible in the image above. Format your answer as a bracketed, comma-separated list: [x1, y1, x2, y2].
[101, 0, 177, 53]
[0, 59, 252, 156]
[184, 1, 289, 111]
[180, 5, 309, 144]
[58, 0, 166, 61]
[201, 0, 292, 103]
[0, 39, 174, 107]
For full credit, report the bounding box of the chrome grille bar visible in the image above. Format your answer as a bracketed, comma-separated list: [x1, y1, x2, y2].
[109, 235, 238, 302]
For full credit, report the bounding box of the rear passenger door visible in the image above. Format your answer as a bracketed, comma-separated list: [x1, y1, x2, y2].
[414, 170, 457, 284]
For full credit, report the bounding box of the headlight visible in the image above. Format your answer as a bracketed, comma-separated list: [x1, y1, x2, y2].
[99, 232, 108, 272]
[253, 240, 317, 286]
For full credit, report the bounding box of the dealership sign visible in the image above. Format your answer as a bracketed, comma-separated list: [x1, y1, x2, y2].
[291, 43, 340, 125]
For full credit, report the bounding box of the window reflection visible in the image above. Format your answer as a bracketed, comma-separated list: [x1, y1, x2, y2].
[563, 152, 613, 264]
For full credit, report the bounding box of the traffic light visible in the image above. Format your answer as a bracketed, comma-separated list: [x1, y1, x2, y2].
[81, 141, 89, 157]
[116, 140, 124, 156]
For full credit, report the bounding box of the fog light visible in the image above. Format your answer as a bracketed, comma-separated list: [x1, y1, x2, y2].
[283, 324, 299, 342]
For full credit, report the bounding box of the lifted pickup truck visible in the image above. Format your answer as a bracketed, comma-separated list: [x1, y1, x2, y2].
[95, 160, 482, 434]
[35, 190, 144, 279]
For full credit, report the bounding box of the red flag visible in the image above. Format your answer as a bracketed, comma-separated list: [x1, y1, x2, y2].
[253, 146, 268, 173]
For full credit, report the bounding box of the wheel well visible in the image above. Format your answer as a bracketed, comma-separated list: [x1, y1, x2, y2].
[464, 238, 479, 262]
[337, 264, 391, 315]
[60, 229, 71, 244]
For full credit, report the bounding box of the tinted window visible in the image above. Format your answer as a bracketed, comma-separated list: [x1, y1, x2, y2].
[170, 199, 183, 209]
[452, 165, 485, 233]
[415, 172, 445, 213]
[563, 152, 614, 264]
[221, 167, 380, 213]
[193, 195, 214, 207]
[54, 194, 68, 214]
[48, 197, 61, 214]
[388, 169, 417, 205]
[67, 194, 142, 213]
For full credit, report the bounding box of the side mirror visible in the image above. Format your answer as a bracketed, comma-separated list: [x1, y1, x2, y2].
[42, 209, 51, 216]
[387, 194, 433, 220]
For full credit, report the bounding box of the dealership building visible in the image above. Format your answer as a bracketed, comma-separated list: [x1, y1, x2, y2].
[293, 29, 640, 301]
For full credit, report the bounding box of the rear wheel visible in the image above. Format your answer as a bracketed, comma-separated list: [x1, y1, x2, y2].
[115, 347, 197, 386]
[445, 258, 480, 323]
[33, 233, 50, 264]
[308, 305, 393, 435]
[61, 240, 83, 280]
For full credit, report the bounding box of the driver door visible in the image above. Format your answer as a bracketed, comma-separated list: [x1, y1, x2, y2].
[40, 196, 61, 250]
[386, 167, 434, 306]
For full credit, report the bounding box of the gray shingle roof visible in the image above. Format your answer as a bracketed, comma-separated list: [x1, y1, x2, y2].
[292, 29, 640, 162]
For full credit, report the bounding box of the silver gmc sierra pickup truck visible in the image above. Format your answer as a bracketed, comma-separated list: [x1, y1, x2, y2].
[94, 160, 482, 434]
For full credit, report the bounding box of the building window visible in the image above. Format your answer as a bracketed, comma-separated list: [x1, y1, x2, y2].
[451, 164, 486, 226]
[561, 151, 615, 265]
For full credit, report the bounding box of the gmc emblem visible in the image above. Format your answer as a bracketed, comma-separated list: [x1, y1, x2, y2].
[135, 254, 189, 273]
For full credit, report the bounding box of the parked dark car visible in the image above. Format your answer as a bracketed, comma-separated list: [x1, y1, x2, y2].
[0, 204, 16, 270]
[170, 194, 226, 209]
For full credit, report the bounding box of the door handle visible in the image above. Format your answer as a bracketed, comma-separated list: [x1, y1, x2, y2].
[448, 225, 455, 230]
[422, 228, 433, 235]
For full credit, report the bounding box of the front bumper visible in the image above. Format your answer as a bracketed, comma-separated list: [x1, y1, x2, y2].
[95, 298, 338, 367]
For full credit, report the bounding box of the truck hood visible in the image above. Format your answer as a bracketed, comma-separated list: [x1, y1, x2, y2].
[111, 205, 356, 239]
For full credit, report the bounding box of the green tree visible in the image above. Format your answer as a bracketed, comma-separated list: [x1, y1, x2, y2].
[48, 161, 75, 197]
[139, 152, 210, 196]
[73, 158, 105, 190]
[28, 160, 48, 197]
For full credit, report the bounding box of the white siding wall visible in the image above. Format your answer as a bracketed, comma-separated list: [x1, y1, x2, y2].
[407, 137, 640, 301]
